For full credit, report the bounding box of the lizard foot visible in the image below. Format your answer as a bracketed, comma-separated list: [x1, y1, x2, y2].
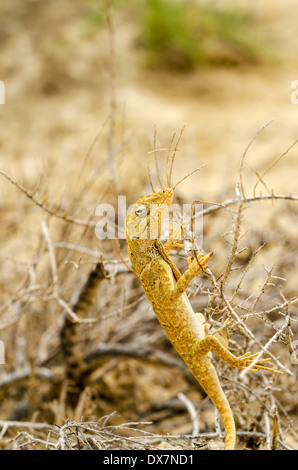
[164, 223, 184, 253]
[234, 351, 281, 374]
[187, 251, 215, 275]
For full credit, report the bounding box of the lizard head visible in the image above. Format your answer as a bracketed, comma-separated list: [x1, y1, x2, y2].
[126, 188, 173, 242]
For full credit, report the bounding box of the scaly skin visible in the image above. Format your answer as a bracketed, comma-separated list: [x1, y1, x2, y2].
[126, 187, 278, 450]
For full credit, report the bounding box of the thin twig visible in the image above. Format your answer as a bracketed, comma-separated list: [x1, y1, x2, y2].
[198, 193, 298, 218]
[41, 220, 58, 293]
[239, 310, 291, 378]
[153, 125, 163, 190]
[172, 165, 206, 190]
[237, 118, 274, 199]
[168, 125, 185, 188]
[178, 392, 199, 439]
[253, 139, 298, 197]
[104, 0, 119, 192]
[0, 169, 96, 227]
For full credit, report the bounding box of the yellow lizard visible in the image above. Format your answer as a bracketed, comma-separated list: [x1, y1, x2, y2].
[126, 187, 279, 450]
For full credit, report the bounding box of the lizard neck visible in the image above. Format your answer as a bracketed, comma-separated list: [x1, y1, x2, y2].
[127, 237, 181, 281]
[127, 237, 160, 276]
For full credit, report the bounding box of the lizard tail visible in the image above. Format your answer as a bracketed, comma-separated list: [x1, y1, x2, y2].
[211, 389, 236, 450]
[193, 361, 236, 450]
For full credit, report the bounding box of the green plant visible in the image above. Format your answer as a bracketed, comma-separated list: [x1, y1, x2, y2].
[140, 0, 271, 71]
[142, 0, 205, 70]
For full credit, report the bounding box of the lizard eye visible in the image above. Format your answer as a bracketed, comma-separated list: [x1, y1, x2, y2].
[135, 204, 147, 217]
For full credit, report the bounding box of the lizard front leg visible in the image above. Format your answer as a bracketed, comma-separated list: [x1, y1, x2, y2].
[164, 223, 184, 252]
[169, 251, 214, 301]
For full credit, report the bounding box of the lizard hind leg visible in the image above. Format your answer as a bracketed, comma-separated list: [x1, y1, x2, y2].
[195, 313, 230, 349]
[191, 335, 281, 374]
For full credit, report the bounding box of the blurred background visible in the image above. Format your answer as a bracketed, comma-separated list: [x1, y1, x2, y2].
[0, 0, 297, 261]
[0, 0, 297, 450]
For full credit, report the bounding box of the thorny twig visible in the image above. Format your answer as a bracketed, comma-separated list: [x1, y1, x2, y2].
[2, 169, 298, 228]
[0, 416, 294, 450]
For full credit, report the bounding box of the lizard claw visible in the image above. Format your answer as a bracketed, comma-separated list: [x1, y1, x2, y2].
[235, 352, 282, 374]
[188, 251, 215, 274]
